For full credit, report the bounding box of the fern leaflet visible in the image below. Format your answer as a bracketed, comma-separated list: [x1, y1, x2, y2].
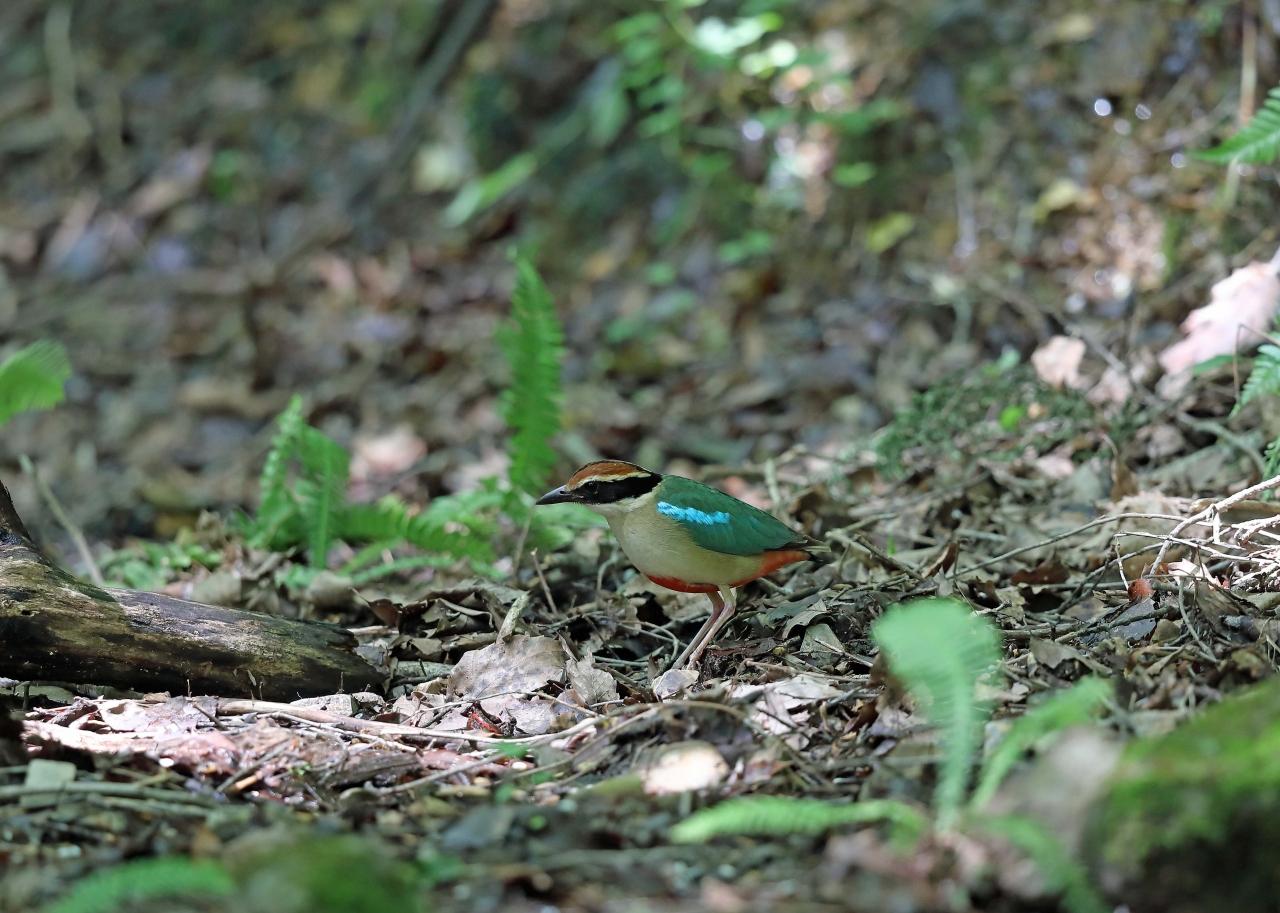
[251, 394, 306, 546]
[296, 427, 350, 567]
[500, 257, 564, 496]
[975, 815, 1108, 913]
[970, 677, 1111, 810]
[1234, 345, 1280, 414]
[1266, 436, 1280, 478]
[339, 494, 496, 563]
[872, 598, 1001, 829]
[348, 553, 460, 585]
[0, 340, 71, 426]
[43, 857, 234, 913]
[670, 796, 928, 844]
[1199, 85, 1280, 164]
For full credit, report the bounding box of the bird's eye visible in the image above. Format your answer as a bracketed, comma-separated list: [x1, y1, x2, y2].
[583, 481, 601, 495]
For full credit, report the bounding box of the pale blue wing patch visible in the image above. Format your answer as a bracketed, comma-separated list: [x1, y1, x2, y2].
[654, 475, 808, 556]
[657, 501, 731, 526]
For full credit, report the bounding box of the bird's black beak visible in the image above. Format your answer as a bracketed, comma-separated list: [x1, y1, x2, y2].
[536, 485, 574, 506]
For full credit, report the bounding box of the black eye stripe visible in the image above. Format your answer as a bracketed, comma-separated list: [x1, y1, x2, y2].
[593, 474, 660, 501]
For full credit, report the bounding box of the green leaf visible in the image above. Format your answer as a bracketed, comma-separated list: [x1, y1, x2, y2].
[864, 212, 915, 253]
[717, 230, 773, 265]
[296, 426, 350, 567]
[0, 340, 71, 426]
[251, 394, 306, 546]
[1198, 85, 1280, 164]
[1234, 344, 1280, 414]
[588, 61, 629, 147]
[973, 815, 1108, 913]
[832, 161, 876, 187]
[500, 257, 564, 497]
[998, 404, 1027, 431]
[971, 677, 1111, 810]
[42, 857, 234, 913]
[445, 151, 538, 226]
[348, 553, 459, 585]
[339, 493, 496, 565]
[1266, 436, 1280, 478]
[872, 597, 1001, 829]
[691, 14, 781, 57]
[1191, 353, 1236, 375]
[671, 796, 928, 844]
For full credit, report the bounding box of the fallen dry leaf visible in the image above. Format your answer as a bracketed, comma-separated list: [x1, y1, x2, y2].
[96, 696, 219, 734]
[449, 635, 565, 699]
[128, 145, 213, 218]
[780, 598, 831, 639]
[350, 425, 427, 484]
[1028, 637, 1085, 671]
[731, 674, 842, 748]
[1088, 364, 1134, 407]
[449, 635, 566, 736]
[1158, 255, 1280, 376]
[566, 653, 620, 707]
[800, 622, 845, 654]
[1031, 335, 1087, 389]
[653, 668, 700, 700]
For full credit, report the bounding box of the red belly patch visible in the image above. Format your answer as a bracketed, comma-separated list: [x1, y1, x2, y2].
[645, 549, 810, 593]
[646, 575, 719, 594]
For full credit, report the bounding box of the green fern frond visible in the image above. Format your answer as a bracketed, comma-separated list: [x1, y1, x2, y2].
[248, 398, 505, 572]
[296, 427, 350, 566]
[971, 677, 1111, 810]
[500, 257, 564, 496]
[1265, 436, 1280, 478]
[872, 598, 1001, 829]
[1234, 345, 1280, 414]
[0, 340, 71, 426]
[251, 394, 306, 545]
[348, 553, 460, 585]
[670, 796, 928, 845]
[42, 857, 234, 913]
[339, 494, 496, 563]
[1199, 85, 1280, 164]
[974, 815, 1108, 913]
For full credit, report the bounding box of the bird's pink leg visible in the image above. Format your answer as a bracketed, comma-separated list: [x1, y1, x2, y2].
[677, 586, 737, 668]
[689, 586, 737, 664]
[672, 588, 725, 669]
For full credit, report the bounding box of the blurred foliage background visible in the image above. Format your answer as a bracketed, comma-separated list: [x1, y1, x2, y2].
[0, 0, 1275, 545]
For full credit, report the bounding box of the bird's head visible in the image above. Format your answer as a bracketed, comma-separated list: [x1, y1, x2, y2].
[536, 460, 662, 517]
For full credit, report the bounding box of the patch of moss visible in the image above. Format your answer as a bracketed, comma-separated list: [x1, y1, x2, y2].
[1092, 678, 1280, 866]
[874, 358, 1096, 474]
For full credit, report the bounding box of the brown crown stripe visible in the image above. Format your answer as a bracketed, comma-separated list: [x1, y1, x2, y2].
[566, 460, 651, 489]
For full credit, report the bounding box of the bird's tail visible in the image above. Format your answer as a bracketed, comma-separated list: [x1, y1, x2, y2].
[801, 538, 834, 564]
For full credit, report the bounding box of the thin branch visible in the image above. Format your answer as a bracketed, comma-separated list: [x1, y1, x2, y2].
[1149, 474, 1280, 576]
[18, 455, 103, 586]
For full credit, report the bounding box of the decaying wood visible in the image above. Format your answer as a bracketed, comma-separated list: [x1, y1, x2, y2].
[0, 479, 380, 700]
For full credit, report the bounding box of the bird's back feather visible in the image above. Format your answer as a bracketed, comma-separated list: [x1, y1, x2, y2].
[655, 475, 809, 557]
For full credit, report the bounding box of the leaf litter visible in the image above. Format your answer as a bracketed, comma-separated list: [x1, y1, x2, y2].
[11, 336, 1280, 913]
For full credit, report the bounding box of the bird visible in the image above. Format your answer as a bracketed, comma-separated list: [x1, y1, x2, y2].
[536, 460, 822, 667]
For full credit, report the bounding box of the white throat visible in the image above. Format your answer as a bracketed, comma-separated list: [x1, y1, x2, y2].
[584, 485, 659, 519]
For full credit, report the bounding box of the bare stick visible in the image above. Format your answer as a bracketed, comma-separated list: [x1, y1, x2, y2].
[18, 454, 103, 586]
[1148, 474, 1280, 576]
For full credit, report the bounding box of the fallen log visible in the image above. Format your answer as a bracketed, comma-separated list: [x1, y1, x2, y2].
[0, 479, 380, 700]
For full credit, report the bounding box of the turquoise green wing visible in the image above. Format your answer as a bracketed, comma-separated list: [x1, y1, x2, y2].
[656, 475, 807, 557]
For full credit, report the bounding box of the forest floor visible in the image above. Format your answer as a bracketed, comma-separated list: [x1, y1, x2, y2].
[6, 327, 1280, 912]
[3, 3, 1280, 912]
